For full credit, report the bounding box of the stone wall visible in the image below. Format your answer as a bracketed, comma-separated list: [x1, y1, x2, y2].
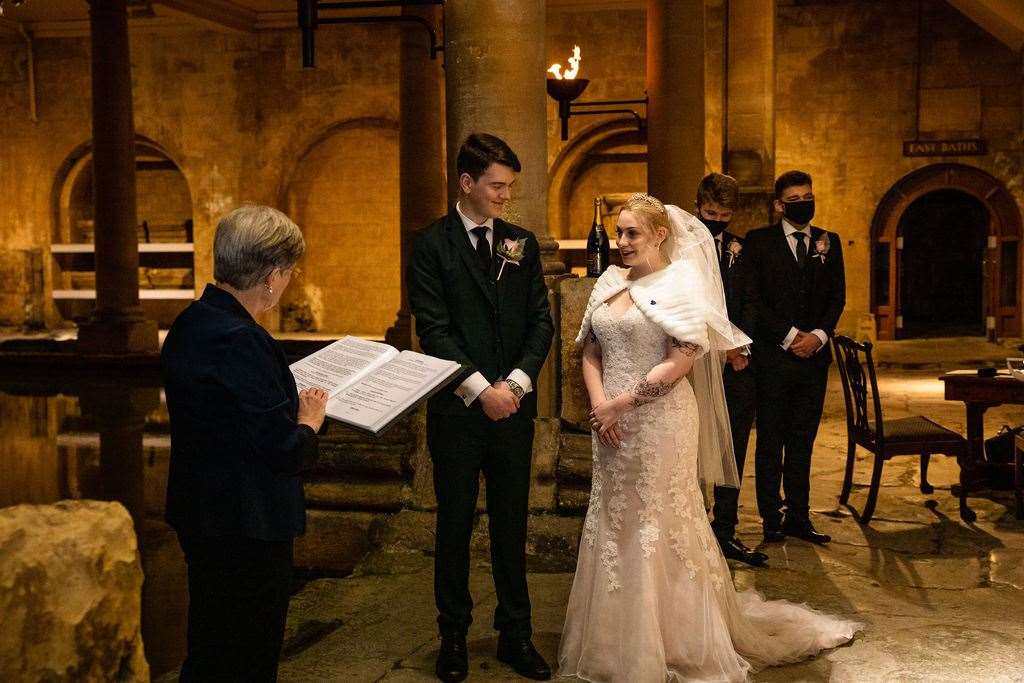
[0, 25, 401, 334]
[774, 0, 1024, 332]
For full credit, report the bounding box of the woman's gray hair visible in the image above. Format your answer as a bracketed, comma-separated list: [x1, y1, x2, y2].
[213, 205, 305, 290]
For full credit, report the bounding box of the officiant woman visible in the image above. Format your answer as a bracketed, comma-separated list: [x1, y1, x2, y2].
[162, 204, 328, 682]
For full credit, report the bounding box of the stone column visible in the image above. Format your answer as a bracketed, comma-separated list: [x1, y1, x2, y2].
[443, 0, 561, 273]
[441, 0, 563, 511]
[387, 3, 447, 352]
[725, 0, 775, 190]
[80, 387, 160, 527]
[77, 0, 157, 354]
[646, 0, 706, 206]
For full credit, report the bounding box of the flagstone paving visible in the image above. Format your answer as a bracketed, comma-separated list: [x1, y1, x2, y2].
[159, 347, 1024, 682]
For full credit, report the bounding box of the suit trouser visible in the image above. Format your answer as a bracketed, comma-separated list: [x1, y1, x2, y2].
[754, 355, 829, 529]
[427, 410, 535, 638]
[178, 534, 293, 683]
[711, 363, 757, 540]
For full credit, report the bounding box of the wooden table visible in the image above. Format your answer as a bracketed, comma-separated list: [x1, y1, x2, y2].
[940, 370, 1024, 521]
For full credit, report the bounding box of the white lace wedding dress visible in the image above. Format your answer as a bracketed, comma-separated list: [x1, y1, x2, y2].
[557, 300, 862, 683]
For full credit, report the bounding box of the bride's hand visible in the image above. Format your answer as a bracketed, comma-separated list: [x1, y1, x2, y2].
[598, 423, 624, 449]
[589, 398, 627, 444]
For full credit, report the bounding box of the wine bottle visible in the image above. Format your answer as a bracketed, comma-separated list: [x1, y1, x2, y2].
[586, 197, 610, 278]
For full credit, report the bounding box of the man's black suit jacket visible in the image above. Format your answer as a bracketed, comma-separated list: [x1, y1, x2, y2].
[162, 284, 320, 543]
[408, 211, 554, 418]
[718, 231, 755, 337]
[742, 222, 846, 367]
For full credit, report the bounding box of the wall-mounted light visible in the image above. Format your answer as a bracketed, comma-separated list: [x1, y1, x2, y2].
[546, 45, 647, 142]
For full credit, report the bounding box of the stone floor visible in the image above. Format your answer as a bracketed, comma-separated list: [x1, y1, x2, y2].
[157, 341, 1024, 682]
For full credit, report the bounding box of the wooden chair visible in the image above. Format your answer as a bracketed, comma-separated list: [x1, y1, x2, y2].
[833, 335, 968, 523]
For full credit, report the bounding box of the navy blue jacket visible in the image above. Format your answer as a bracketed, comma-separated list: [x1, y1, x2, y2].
[162, 284, 319, 542]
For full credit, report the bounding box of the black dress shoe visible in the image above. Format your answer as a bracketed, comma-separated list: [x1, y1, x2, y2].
[436, 633, 468, 682]
[718, 536, 769, 566]
[496, 635, 551, 680]
[783, 519, 831, 545]
[762, 528, 786, 544]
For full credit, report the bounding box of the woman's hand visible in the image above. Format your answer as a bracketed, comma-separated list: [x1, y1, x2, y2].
[298, 387, 329, 432]
[589, 397, 627, 448]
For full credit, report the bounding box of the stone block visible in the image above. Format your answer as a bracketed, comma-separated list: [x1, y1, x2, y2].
[559, 276, 594, 429]
[294, 510, 377, 575]
[0, 500, 148, 683]
[303, 479, 407, 511]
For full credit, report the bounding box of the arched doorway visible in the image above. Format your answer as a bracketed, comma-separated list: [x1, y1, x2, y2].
[871, 164, 1021, 340]
[280, 118, 400, 337]
[900, 190, 989, 337]
[51, 138, 195, 328]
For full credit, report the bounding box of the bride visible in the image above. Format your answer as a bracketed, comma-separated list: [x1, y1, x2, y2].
[557, 193, 862, 682]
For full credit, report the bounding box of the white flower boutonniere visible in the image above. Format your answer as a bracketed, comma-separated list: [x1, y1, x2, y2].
[726, 239, 742, 267]
[496, 237, 527, 280]
[813, 235, 830, 263]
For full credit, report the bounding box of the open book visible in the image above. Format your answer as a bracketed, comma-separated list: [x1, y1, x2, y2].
[290, 336, 462, 435]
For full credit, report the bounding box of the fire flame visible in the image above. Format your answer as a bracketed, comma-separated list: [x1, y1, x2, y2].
[547, 45, 581, 80]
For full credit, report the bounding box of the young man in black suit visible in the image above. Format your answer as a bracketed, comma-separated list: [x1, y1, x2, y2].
[742, 171, 846, 546]
[409, 133, 554, 682]
[697, 173, 769, 568]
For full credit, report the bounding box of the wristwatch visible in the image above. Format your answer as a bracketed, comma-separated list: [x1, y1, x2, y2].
[504, 377, 525, 400]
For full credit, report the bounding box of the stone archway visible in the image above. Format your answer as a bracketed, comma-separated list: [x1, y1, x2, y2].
[279, 118, 400, 336]
[870, 163, 1022, 340]
[51, 137, 195, 328]
[547, 118, 647, 239]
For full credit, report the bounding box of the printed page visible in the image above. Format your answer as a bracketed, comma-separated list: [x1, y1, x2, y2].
[290, 336, 398, 397]
[327, 350, 460, 432]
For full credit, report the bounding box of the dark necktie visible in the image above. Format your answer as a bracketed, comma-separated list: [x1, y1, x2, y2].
[792, 231, 807, 268]
[471, 226, 491, 272]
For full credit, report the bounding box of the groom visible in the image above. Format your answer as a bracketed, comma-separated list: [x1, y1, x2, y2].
[742, 170, 845, 546]
[409, 133, 554, 682]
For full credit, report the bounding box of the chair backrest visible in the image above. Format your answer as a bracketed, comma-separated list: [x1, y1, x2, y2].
[832, 335, 885, 443]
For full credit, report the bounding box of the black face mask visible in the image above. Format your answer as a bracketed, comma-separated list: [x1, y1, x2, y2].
[701, 217, 729, 237]
[782, 199, 815, 225]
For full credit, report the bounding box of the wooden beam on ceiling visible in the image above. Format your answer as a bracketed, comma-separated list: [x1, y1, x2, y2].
[152, 0, 256, 33]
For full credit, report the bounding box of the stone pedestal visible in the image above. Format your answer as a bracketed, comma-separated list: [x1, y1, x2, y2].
[646, 0, 706, 206]
[78, 0, 157, 354]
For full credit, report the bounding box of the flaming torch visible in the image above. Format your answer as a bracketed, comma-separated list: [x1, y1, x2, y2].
[546, 45, 589, 141]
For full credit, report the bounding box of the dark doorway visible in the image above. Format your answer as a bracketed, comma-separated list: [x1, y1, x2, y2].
[899, 189, 989, 337]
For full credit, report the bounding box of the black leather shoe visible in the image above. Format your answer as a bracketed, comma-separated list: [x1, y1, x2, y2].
[718, 536, 769, 566]
[496, 635, 551, 680]
[436, 633, 468, 682]
[762, 528, 786, 544]
[783, 518, 831, 545]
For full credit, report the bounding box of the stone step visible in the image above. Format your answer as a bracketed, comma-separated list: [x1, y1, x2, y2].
[314, 441, 408, 477]
[304, 478, 407, 512]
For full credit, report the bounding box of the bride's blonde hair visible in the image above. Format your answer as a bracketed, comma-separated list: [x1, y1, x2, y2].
[621, 192, 671, 260]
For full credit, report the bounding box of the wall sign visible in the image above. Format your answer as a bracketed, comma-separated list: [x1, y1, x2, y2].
[903, 139, 987, 157]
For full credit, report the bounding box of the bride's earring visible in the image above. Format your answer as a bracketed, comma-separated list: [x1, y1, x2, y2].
[265, 283, 274, 296]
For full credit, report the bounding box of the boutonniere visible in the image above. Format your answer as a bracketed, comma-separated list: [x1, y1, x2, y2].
[496, 237, 527, 280]
[726, 239, 742, 267]
[813, 235, 830, 263]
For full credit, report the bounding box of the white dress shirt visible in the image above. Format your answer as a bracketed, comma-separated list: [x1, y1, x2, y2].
[780, 219, 828, 353]
[451, 202, 533, 406]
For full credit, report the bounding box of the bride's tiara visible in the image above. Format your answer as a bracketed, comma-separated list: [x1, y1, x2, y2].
[625, 192, 667, 215]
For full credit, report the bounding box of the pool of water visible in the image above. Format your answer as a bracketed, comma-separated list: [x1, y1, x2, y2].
[0, 385, 187, 677]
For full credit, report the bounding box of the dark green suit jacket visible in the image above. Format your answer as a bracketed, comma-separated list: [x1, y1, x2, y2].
[408, 211, 554, 418]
